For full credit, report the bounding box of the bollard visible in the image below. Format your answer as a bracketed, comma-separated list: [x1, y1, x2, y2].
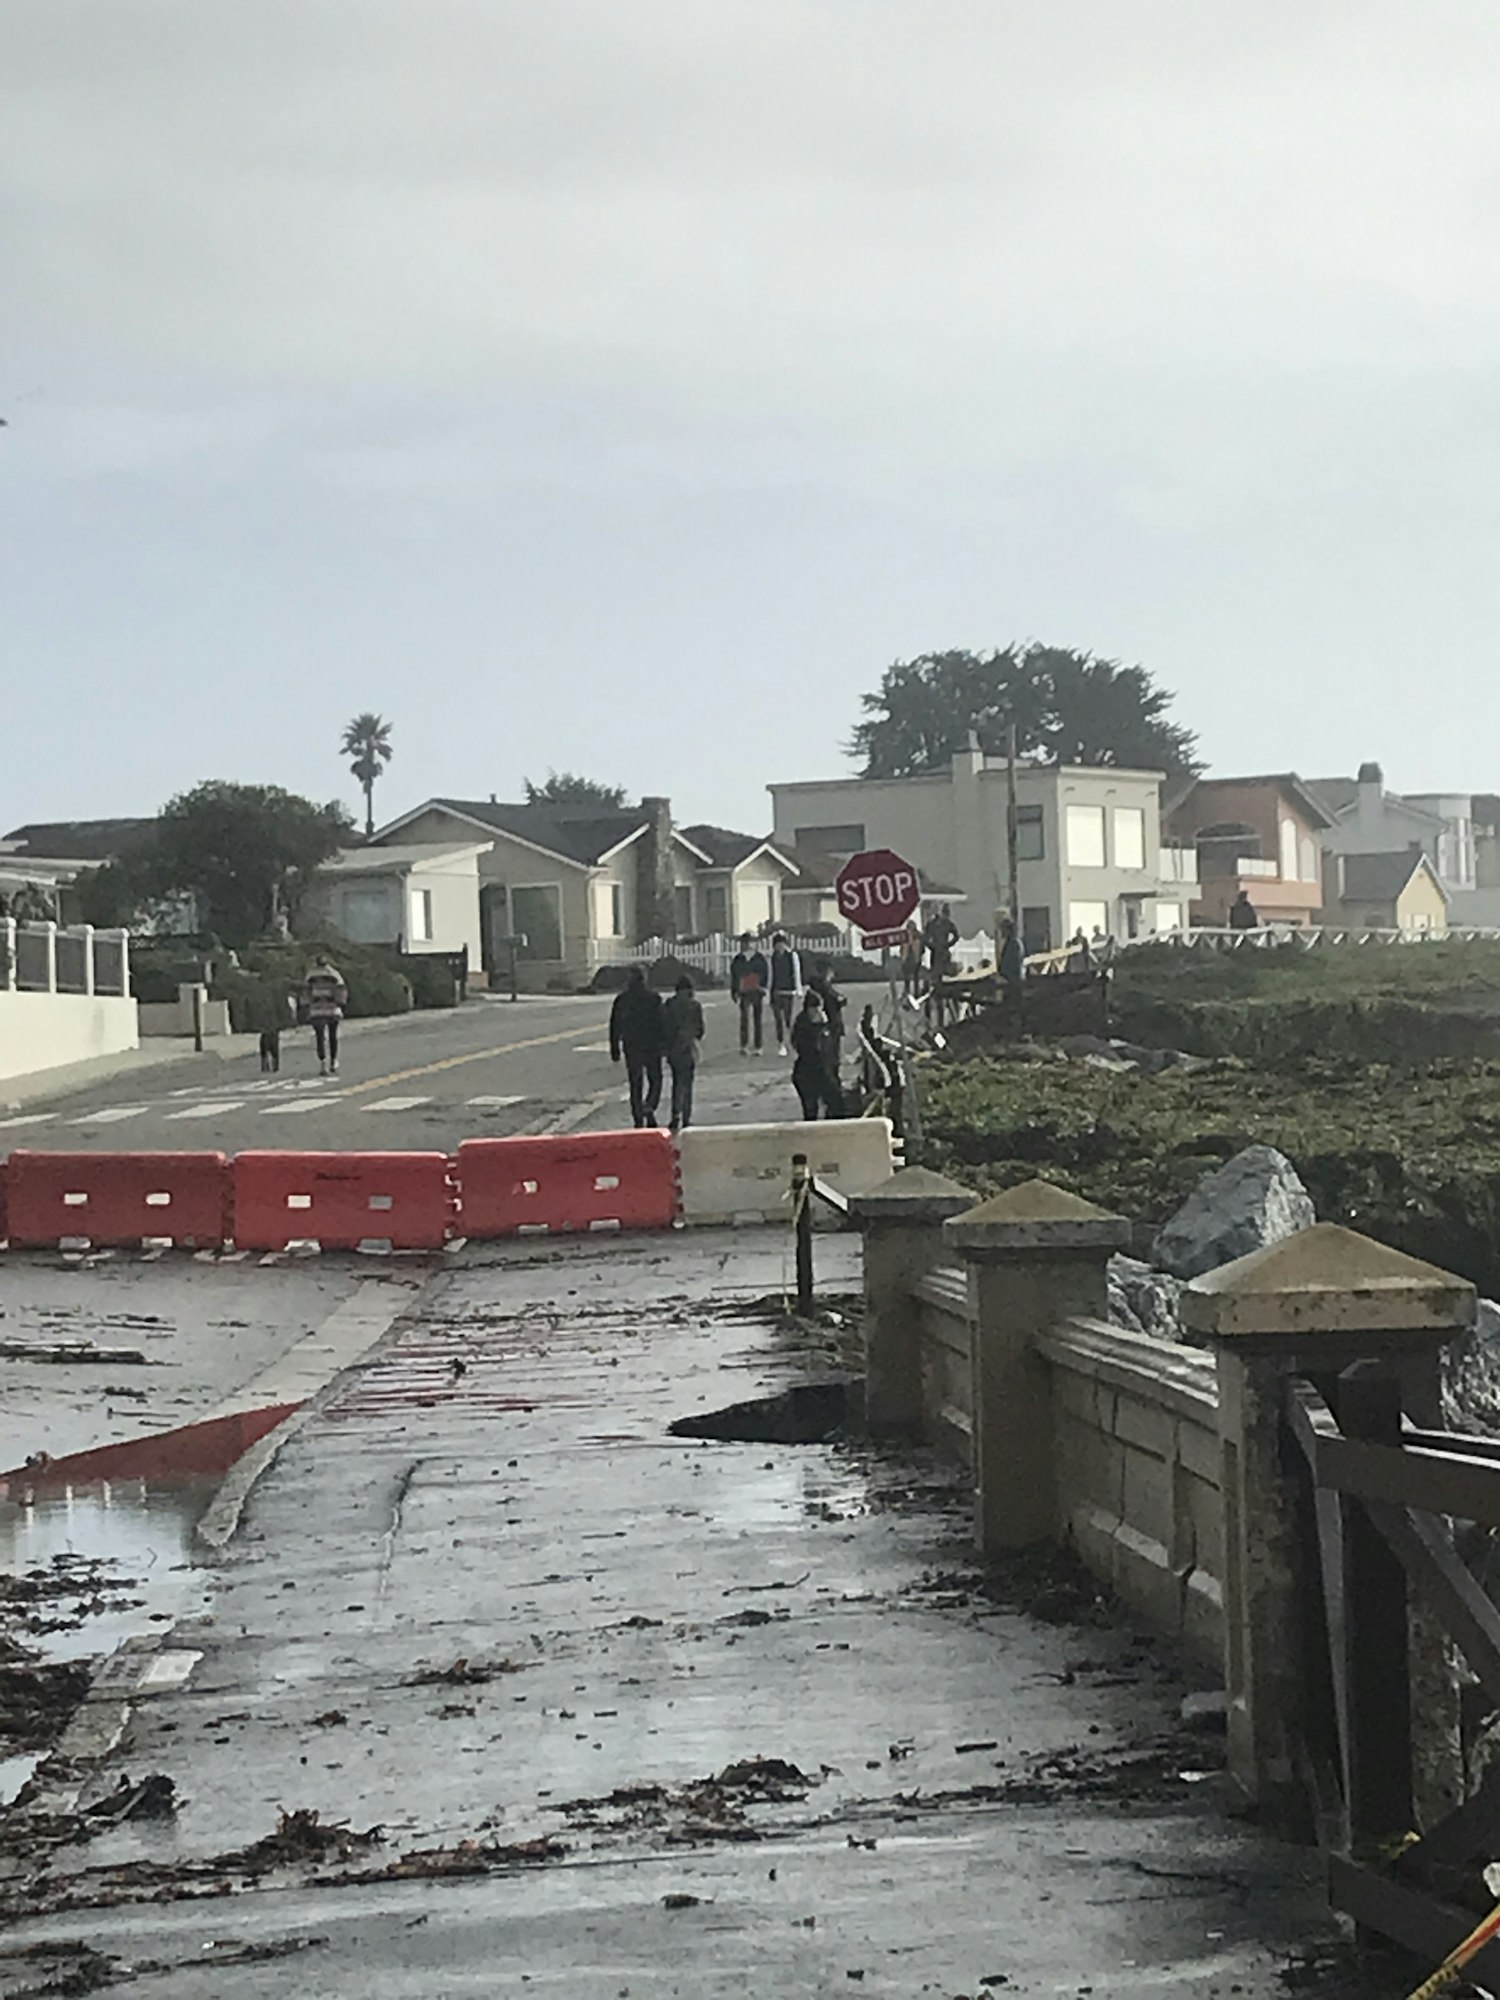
[791, 1152, 814, 1313]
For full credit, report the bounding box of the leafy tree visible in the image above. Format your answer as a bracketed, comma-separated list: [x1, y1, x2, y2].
[849, 645, 1199, 779]
[523, 770, 629, 808]
[341, 712, 394, 838]
[148, 782, 353, 948]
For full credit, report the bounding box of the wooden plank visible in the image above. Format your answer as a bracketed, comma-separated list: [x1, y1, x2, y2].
[1396, 1760, 1500, 1882]
[1335, 1366, 1412, 1845]
[1314, 1435, 1500, 1528]
[1367, 1500, 1500, 1708]
[1312, 1484, 1352, 1811]
[1329, 1854, 1500, 1986]
[1405, 1426, 1500, 1467]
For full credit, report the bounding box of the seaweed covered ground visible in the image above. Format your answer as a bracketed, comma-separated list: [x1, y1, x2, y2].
[920, 1048, 1500, 1293]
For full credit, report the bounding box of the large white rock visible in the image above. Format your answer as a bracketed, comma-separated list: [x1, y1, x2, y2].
[1444, 1298, 1500, 1436]
[1108, 1255, 1184, 1341]
[1152, 1145, 1315, 1281]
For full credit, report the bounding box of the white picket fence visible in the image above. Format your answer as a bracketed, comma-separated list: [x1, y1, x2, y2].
[587, 927, 1001, 982]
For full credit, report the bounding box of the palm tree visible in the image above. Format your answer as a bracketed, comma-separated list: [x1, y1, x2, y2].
[341, 713, 394, 838]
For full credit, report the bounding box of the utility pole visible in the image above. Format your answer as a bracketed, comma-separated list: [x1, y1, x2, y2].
[1005, 718, 1020, 935]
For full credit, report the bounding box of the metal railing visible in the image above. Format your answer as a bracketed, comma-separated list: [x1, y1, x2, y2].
[0, 922, 132, 997]
[1125, 923, 1500, 952]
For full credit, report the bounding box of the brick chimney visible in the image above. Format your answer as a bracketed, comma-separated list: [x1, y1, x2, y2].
[636, 796, 677, 942]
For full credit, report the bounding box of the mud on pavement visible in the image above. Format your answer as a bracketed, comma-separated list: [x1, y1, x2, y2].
[0, 1231, 1427, 1996]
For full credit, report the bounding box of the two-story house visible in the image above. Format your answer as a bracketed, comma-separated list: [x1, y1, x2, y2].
[1163, 774, 1331, 927]
[769, 745, 1194, 953]
[1305, 764, 1477, 904]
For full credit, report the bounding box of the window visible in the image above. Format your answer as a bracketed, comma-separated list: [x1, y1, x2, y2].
[409, 886, 434, 943]
[512, 885, 562, 961]
[1279, 818, 1299, 882]
[704, 884, 729, 934]
[610, 882, 624, 937]
[1021, 906, 1052, 953]
[1154, 901, 1183, 935]
[1068, 900, 1108, 939]
[1300, 836, 1319, 885]
[1065, 805, 1106, 868]
[1112, 808, 1146, 872]
[1016, 805, 1045, 862]
[794, 823, 865, 854]
[340, 885, 392, 943]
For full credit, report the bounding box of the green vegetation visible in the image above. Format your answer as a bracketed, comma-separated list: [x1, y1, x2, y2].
[922, 941, 1500, 1296]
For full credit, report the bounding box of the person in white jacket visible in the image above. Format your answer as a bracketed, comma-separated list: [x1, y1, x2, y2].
[767, 933, 803, 1058]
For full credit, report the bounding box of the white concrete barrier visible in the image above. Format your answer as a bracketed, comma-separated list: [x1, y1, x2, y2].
[0, 992, 139, 1085]
[676, 1118, 897, 1226]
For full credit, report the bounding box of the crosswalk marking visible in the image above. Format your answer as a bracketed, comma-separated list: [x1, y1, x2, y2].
[467, 1095, 525, 1109]
[573, 1044, 611, 1055]
[0, 1113, 55, 1130]
[70, 1105, 147, 1125]
[362, 1096, 431, 1113]
[260, 1097, 343, 1116]
[167, 1102, 245, 1120]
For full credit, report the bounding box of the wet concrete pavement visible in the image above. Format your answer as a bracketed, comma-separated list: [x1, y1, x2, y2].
[0, 1231, 1372, 1996]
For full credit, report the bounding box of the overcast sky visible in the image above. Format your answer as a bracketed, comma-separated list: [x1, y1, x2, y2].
[6, 1, 1500, 837]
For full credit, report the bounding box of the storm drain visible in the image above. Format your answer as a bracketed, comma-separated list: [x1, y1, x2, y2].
[668, 1380, 854, 1445]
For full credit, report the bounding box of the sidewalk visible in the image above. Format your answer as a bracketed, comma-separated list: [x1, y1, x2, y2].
[0, 1228, 1370, 1996]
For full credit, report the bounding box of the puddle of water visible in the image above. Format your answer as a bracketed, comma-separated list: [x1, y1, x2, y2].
[0, 1479, 212, 1662]
[669, 1381, 852, 1445]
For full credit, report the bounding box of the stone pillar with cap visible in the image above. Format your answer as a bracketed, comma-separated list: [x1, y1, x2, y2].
[946, 1179, 1131, 1554]
[851, 1167, 977, 1437]
[1184, 1221, 1474, 1830]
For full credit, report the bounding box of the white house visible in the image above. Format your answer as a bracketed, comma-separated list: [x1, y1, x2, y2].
[355, 797, 799, 988]
[768, 746, 1194, 952]
[1306, 765, 1477, 898]
[299, 844, 490, 962]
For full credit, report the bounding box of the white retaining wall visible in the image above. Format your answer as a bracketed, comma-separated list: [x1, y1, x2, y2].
[0, 991, 139, 1084]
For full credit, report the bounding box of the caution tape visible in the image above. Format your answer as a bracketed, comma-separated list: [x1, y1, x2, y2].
[1405, 1895, 1500, 1998]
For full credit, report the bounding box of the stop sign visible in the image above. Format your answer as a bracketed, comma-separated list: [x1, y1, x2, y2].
[835, 848, 922, 945]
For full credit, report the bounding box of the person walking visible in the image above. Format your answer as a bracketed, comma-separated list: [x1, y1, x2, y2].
[730, 932, 770, 1057]
[767, 932, 803, 1056]
[806, 960, 847, 1076]
[660, 974, 705, 1132]
[924, 903, 960, 983]
[790, 989, 844, 1120]
[609, 966, 665, 1128]
[303, 954, 348, 1077]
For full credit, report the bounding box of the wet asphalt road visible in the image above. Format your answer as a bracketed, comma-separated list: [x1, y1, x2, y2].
[0, 995, 767, 1158]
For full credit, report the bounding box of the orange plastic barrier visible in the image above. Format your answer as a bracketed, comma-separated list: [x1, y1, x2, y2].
[232, 1151, 455, 1252]
[3, 1150, 230, 1249]
[456, 1130, 679, 1237]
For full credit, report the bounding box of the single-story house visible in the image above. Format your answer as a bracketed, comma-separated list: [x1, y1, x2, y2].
[359, 797, 800, 988]
[298, 844, 491, 961]
[1325, 849, 1449, 936]
[0, 818, 160, 922]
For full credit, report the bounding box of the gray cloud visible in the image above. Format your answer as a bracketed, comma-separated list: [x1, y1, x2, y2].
[6, 1, 1500, 830]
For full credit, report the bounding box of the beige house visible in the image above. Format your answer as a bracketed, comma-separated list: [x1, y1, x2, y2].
[364, 797, 798, 988]
[769, 745, 1194, 953]
[1326, 849, 1449, 935]
[300, 844, 489, 960]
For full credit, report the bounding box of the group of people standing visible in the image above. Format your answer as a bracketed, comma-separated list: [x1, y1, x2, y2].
[608, 930, 850, 1131]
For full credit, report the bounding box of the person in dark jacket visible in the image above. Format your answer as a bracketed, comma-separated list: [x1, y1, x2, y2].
[790, 990, 844, 1120]
[660, 975, 705, 1132]
[999, 918, 1026, 984]
[609, 967, 664, 1127]
[730, 932, 770, 1056]
[806, 962, 846, 1077]
[924, 904, 960, 982]
[767, 933, 802, 1056]
[1228, 889, 1260, 932]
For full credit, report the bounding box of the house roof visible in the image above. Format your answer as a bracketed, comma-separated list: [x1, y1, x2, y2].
[679, 824, 797, 873]
[1338, 849, 1449, 905]
[1304, 777, 1446, 831]
[2, 817, 157, 861]
[1172, 774, 1336, 831]
[374, 798, 787, 874]
[319, 843, 488, 878]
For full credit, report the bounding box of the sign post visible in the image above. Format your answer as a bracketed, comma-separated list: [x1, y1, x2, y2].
[835, 849, 924, 1146]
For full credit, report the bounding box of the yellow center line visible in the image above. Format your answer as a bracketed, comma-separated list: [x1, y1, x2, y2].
[336, 1013, 615, 1100]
